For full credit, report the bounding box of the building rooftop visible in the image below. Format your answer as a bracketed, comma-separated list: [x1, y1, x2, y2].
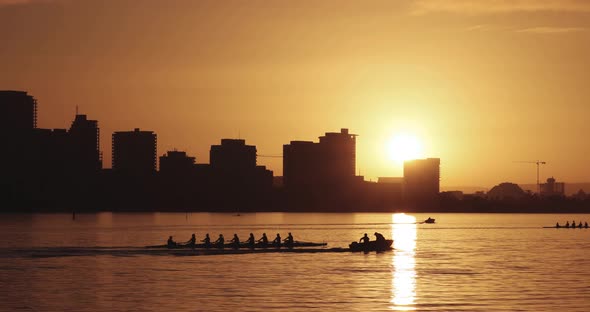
[113, 128, 155, 134]
[0, 90, 29, 96]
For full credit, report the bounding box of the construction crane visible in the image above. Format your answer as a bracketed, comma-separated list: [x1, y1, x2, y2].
[515, 160, 547, 193]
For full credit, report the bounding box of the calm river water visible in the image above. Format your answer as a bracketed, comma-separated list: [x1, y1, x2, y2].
[1, 213, 589, 311]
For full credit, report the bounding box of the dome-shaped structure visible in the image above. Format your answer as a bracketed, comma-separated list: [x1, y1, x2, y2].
[487, 182, 526, 200]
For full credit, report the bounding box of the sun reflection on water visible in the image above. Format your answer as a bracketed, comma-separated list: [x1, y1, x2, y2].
[391, 213, 417, 311]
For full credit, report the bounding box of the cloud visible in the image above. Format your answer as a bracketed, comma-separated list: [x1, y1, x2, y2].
[463, 24, 510, 32]
[516, 26, 588, 34]
[413, 0, 590, 15]
[0, 0, 29, 5]
[462, 24, 588, 34]
[0, 0, 59, 7]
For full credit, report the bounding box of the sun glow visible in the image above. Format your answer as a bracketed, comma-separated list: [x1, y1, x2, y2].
[387, 134, 424, 163]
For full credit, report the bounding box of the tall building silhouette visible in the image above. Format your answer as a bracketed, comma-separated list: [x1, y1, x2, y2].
[159, 151, 195, 176]
[319, 128, 356, 177]
[1, 91, 40, 193]
[112, 128, 157, 176]
[210, 139, 257, 171]
[404, 158, 440, 202]
[0, 90, 37, 131]
[283, 128, 357, 188]
[69, 114, 101, 173]
[283, 141, 319, 187]
[209, 138, 272, 189]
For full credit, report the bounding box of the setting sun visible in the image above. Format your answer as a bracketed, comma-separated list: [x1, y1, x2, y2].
[387, 134, 424, 163]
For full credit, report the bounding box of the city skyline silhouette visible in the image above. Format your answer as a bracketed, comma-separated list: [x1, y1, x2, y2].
[2, 89, 590, 213]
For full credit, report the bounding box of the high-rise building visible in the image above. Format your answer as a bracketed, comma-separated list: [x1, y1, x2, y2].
[283, 128, 357, 188]
[112, 128, 157, 175]
[283, 141, 320, 187]
[69, 114, 101, 173]
[404, 158, 440, 201]
[318, 128, 356, 177]
[0, 90, 37, 131]
[1, 91, 38, 183]
[159, 151, 196, 176]
[210, 139, 257, 171]
[208, 138, 273, 189]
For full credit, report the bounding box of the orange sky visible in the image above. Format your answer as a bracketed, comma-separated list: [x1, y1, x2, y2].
[2, 0, 590, 188]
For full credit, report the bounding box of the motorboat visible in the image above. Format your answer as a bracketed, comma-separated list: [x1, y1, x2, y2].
[349, 239, 393, 252]
[424, 217, 435, 224]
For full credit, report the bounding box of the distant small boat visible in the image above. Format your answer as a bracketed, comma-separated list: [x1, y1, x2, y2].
[424, 217, 435, 224]
[349, 239, 393, 252]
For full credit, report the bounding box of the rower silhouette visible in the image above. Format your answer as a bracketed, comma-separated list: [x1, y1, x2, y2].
[185, 233, 196, 247]
[167, 236, 176, 248]
[230, 234, 240, 249]
[202, 233, 211, 248]
[258, 233, 269, 247]
[246, 233, 256, 248]
[215, 234, 225, 249]
[283, 232, 294, 248]
[272, 233, 281, 247]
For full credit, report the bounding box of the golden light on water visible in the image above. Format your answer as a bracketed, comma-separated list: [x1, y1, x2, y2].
[391, 213, 417, 311]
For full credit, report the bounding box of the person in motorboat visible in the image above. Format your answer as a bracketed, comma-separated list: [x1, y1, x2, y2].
[185, 233, 196, 247]
[167, 236, 176, 248]
[202, 233, 211, 248]
[350, 233, 392, 252]
[230, 234, 240, 249]
[374, 232, 385, 242]
[272, 233, 281, 247]
[374, 232, 386, 243]
[214, 234, 225, 249]
[258, 233, 269, 247]
[359, 233, 370, 244]
[283, 232, 294, 248]
[246, 233, 256, 248]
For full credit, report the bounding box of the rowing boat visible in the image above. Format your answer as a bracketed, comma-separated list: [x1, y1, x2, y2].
[146, 241, 327, 249]
[349, 239, 393, 252]
[543, 226, 588, 229]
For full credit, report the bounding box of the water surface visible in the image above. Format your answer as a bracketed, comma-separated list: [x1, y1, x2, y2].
[1, 213, 589, 311]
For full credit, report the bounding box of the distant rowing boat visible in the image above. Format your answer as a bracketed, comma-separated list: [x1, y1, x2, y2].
[146, 241, 327, 249]
[543, 226, 589, 229]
